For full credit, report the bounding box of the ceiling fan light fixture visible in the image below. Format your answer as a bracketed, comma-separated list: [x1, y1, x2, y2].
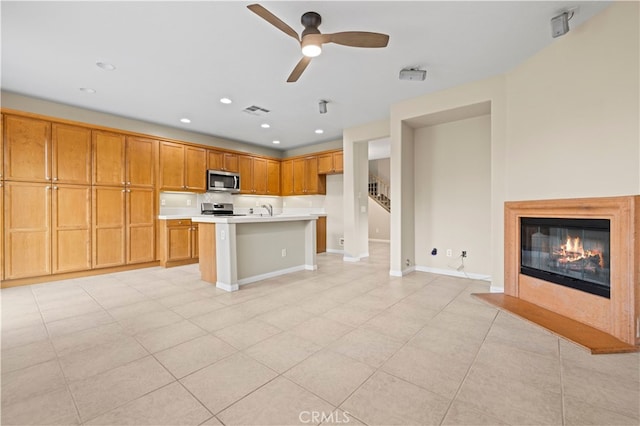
[301, 43, 322, 58]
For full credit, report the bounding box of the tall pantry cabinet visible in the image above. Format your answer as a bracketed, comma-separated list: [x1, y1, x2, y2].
[92, 132, 156, 268]
[3, 116, 92, 279]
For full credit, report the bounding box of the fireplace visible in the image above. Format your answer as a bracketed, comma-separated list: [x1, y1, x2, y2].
[521, 217, 610, 298]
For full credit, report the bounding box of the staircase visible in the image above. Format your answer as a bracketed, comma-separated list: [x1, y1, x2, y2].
[368, 173, 391, 212]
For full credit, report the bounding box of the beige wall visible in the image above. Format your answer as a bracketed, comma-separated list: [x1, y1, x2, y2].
[505, 2, 639, 200]
[368, 197, 390, 241]
[284, 139, 343, 158]
[325, 174, 345, 252]
[413, 115, 491, 275]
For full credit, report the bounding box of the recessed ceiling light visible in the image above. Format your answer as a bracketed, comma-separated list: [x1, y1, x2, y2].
[180, 118, 191, 123]
[261, 123, 270, 129]
[272, 140, 280, 145]
[220, 98, 232, 104]
[315, 129, 324, 134]
[79, 87, 96, 93]
[96, 61, 116, 71]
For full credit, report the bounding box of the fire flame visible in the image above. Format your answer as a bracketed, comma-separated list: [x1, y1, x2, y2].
[558, 236, 604, 268]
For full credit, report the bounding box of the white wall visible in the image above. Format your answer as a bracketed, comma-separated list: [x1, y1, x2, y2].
[505, 2, 639, 200]
[414, 115, 491, 276]
[325, 174, 344, 252]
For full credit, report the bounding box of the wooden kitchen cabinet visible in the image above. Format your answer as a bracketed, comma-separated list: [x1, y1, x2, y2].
[266, 159, 280, 195]
[317, 150, 343, 174]
[4, 115, 51, 182]
[281, 159, 294, 196]
[52, 124, 92, 185]
[4, 181, 91, 279]
[126, 136, 156, 188]
[4, 181, 51, 279]
[185, 146, 206, 192]
[159, 219, 198, 267]
[239, 155, 267, 194]
[159, 141, 206, 192]
[52, 184, 92, 273]
[292, 156, 326, 195]
[316, 216, 327, 254]
[126, 187, 155, 264]
[93, 130, 126, 186]
[207, 150, 239, 172]
[92, 186, 126, 268]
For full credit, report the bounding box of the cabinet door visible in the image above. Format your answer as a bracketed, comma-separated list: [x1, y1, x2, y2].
[208, 150, 223, 170]
[92, 186, 126, 268]
[266, 160, 280, 195]
[126, 187, 155, 264]
[4, 115, 51, 182]
[52, 124, 92, 185]
[93, 131, 126, 186]
[167, 225, 192, 261]
[159, 142, 185, 191]
[304, 157, 319, 193]
[333, 151, 343, 173]
[292, 158, 306, 194]
[52, 184, 91, 273]
[224, 153, 239, 172]
[316, 216, 327, 253]
[252, 157, 267, 194]
[4, 182, 51, 279]
[127, 137, 155, 188]
[238, 155, 254, 194]
[281, 159, 293, 196]
[185, 146, 206, 192]
[0, 183, 3, 280]
[191, 224, 199, 259]
[317, 153, 334, 174]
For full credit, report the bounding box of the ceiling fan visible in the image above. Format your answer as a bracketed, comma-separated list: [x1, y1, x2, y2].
[247, 4, 390, 82]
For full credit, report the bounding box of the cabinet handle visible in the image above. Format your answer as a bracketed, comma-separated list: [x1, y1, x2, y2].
[122, 181, 125, 185]
[127, 182, 131, 185]
[121, 189, 125, 192]
[53, 186, 58, 190]
[52, 177, 58, 181]
[45, 186, 51, 190]
[126, 189, 131, 193]
[45, 176, 51, 181]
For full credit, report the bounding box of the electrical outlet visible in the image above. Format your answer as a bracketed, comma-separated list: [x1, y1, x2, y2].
[161, 199, 166, 206]
[339, 237, 344, 246]
[281, 248, 286, 257]
[462, 250, 467, 258]
[186, 199, 191, 206]
[446, 249, 452, 257]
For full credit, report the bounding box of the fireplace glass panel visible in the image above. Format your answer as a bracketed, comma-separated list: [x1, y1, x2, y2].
[521, 218, 610, 298]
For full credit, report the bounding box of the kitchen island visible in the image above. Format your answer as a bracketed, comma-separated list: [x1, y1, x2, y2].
[191, 215, 318, 291]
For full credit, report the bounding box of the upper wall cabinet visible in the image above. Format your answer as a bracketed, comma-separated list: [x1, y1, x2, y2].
[4, 115, 94, 185]
[126, 136, 156, 188]
[207, 150, 239, 173]
[159, 141, 206, 192]
[292, 156, 326, 195]
[317, 150, 343, 175]
[93, 130, 126, 186]
[266, 159, 280, 195]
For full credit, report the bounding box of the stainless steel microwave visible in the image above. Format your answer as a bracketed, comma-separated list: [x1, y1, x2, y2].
[207, 170, 240, 193]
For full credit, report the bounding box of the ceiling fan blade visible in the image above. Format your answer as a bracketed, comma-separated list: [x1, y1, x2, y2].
[247, 4, 299, 42]
[325, 31, 389, 48]
[287, 56, 312, 83]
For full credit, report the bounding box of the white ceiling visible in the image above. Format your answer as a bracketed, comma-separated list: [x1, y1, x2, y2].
[1, 1, 610, 151]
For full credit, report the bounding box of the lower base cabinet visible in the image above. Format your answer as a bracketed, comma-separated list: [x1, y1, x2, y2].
[159, 219, 198, 267]
[317, 216, 326, 254]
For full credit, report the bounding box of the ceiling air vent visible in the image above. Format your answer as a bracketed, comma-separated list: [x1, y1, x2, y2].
[243, 105, 270, 116]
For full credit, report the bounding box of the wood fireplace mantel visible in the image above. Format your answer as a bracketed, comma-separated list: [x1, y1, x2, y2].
[503, 195, 639, 348]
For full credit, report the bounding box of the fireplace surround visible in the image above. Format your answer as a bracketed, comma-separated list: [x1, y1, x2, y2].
[504, 196, 639, 347]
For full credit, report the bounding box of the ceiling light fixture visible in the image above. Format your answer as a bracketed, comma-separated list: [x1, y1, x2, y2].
[399, 68, 426, 81]
[220, 97, 232, 104]
[272, 140, 281, 145]
[180, 118, 191, 123]
[96, 61, 116, 71]
[301, 39, 322, 58]
[319, 100, 328, 114]
[79, 87, 96, 93]
[261, 123, 270, 128]
[315, 129, 324, 134]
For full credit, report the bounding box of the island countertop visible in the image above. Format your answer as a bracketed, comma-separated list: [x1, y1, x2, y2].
[191, 214, 318, 224]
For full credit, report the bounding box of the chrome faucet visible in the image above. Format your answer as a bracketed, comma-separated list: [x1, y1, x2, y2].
[262, 203, 273, 216]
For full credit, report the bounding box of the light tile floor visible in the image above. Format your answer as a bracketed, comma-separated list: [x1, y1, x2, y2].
[1, 242, 639, 425]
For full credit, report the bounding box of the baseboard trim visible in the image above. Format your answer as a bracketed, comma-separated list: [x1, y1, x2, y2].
[236, 264, 308, 287]
[368, 239, 390, 243]
[490, 285, 504, 293]
[343, 252, 369, 262]
[389, 266, 415, 277]
[216, 281, 240, 292]
[414, 266, 492, 281]
[326, 249, 344, 255]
